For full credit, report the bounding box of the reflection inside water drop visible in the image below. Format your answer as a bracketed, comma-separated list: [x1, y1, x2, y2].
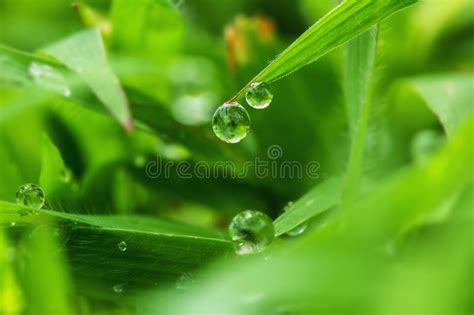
[117, 241, 127, 252]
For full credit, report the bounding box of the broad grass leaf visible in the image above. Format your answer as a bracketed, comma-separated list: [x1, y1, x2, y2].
[402, 74, 474, 137]
[45, 29, 133, 131]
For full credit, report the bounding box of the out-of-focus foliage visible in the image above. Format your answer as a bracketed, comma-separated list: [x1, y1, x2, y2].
[0, 0, 473, 314]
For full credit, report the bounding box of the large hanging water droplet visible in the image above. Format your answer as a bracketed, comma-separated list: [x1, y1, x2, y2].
[212, 102, 250, 143]
[117, 241, 127, 252]
[176, 272, 195, 290]
[29, 62, 71, 97]
[228, 210, 274, 255]
[245, 82, 273, 109]
[16, 183, 45, 209]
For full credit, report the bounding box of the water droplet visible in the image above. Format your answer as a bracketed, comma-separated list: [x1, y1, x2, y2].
[229, 210, 274, 255]
[245, 82, 273, 109]
[29, 62, 71, 98]
[281, 201, 307, 237]
[285, 223, 308, 237]
[212, 102, 250, 143]
[16, 183, 45, 209]
[112, 284, 124, 293]
[117, 241, 127, 252]
[176, 272, 195, 290]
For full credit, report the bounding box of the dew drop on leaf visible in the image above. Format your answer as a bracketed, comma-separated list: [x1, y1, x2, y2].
[281, 201, 308, 237]
[176, 272, 195, 290]
[285, 223, 308, 237]
[16, 183, 45, 209]
[29, 62, 71, 98]
[245, 82, 273, 109]
[228, 210, 274, 255]
[212, 102, 250, 143]
[112, 284, 124, 293]
[117, 241, 127, 252]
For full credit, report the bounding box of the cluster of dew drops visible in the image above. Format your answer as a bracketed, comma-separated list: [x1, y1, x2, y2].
[212, 82, 273, 144]
[211, 83, 308, 255]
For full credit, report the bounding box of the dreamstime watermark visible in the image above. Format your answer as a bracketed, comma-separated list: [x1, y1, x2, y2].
[145, 145, 320, 180]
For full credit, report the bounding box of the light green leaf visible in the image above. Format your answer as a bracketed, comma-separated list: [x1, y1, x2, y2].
[22, 222, 74, 315]
[39, 135, 72, 199]
[341, 27, 378, 207]
[403, 74, 474, 137]
[273, 176, 342, 236]
[45, 29, 133, 130]
[230, 0, 417, 100]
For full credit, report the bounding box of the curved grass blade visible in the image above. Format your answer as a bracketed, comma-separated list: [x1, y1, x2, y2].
[229, 0, 418, 101]
[45, 29, 133, 131]
[401, 74, 474, 137]
[273, 176, 342, 236]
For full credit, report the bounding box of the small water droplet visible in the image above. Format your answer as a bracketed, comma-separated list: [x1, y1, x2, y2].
[245, 82, 273, 109]
[16, 183, 45, 209]
[229, 210, 274, 255]
[117, 241, 127, 252]
[112, 284, 124, 293]
[281, 201, 307, 237]
[212, 102, 250, 143]
[29, 62, 71, 98]
[285, 223, 308, 237]
[176, 272, 195, 290]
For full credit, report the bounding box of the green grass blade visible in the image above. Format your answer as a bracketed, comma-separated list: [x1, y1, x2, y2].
[44, 29, 133, 131]
[0, 201, 228, 240]
[22, 222, 74, 315]
[1, 202, 232, 301]
[39, 135, 73, 201]
[229, 0, 417, 101]
[273, 176, 342, 236]
[340, 27, 378, 208]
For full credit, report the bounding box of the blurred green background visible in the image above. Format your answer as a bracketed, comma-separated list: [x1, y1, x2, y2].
[0, 0, 473, 314]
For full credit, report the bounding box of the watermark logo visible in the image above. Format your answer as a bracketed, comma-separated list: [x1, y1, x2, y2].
[145, 145, 320, 180]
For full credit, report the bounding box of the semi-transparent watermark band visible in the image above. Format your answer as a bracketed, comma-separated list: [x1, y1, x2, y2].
[145, 145, 320, 179]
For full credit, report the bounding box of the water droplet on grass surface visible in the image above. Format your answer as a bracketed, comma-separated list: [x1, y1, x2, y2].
[281, 201, 308, 237]
[245, 82, 273, 109]
[113, 284, 124, 293]
[176, 272, 195, 290]
[212, 102, 250, 143]
[16, 183, 45, 209]
[229, 210, 274, 255]
[29, 62, 71, 97]
[117, 241, 127, 252]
